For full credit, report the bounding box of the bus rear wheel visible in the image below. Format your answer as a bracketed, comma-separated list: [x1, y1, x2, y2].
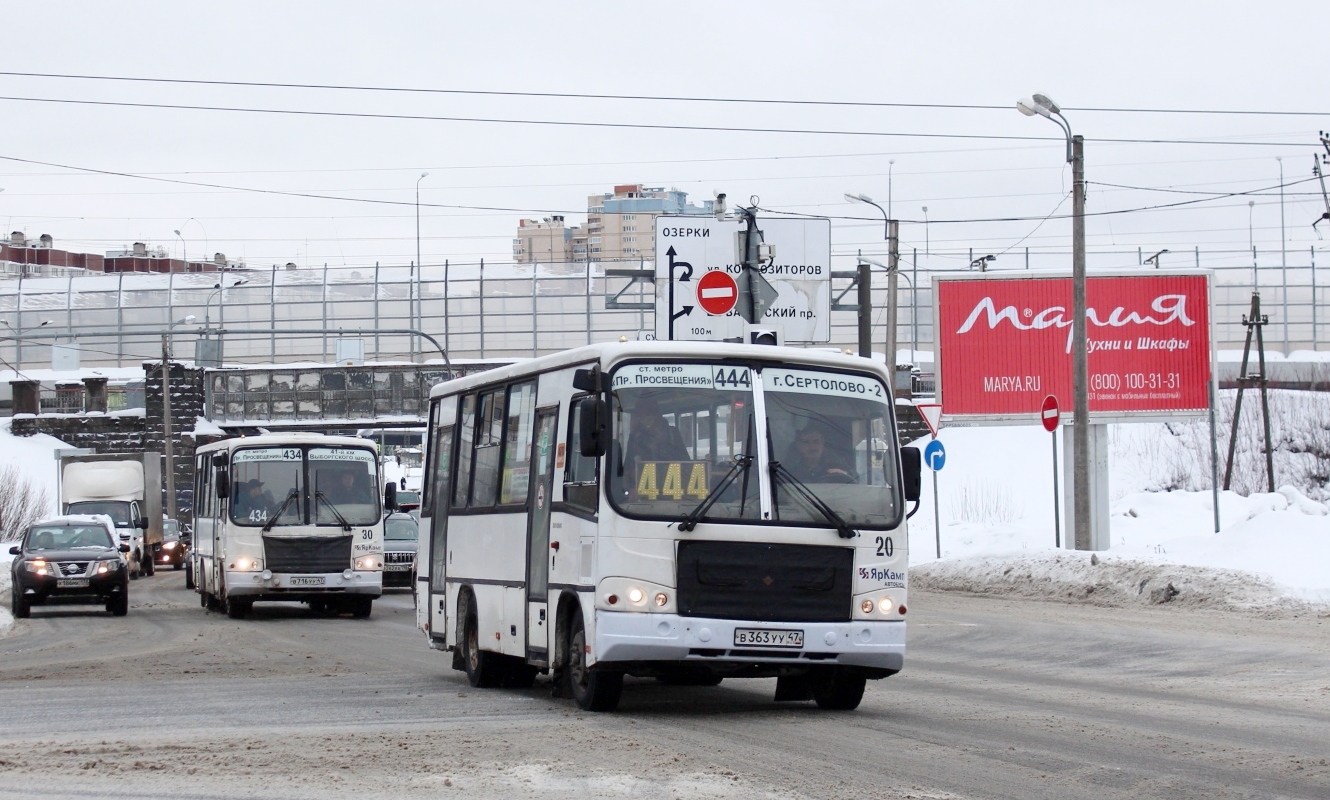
[567, 611, 622, 712]
[462, 608, 503, 688]
[811, 669, 866, 711]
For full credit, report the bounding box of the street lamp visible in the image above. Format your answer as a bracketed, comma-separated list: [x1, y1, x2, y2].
[205, 278, 248, 331]
[921, 206, 929, 256]
[161, 314, 196, 522]
[969, 255, 996, 272]
[415, 171, 429, 363]
[1019, 91, 1091, 551]
[845, 192, 900, 378]
[1145, 249, 1169, 269]
[1, 319, 52, 370]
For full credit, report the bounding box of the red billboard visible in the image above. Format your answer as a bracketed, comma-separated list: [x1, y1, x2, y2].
[935, 272, 1212, 419]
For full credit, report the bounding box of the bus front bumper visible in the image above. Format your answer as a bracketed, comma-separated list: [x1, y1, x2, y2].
[225, 570, 382, 598]
[593, 611, 904, 672]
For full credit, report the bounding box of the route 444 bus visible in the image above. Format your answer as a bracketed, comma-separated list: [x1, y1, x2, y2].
[415, 342, 921, 711]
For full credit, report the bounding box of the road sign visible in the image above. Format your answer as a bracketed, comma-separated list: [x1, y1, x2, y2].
[696, 270, 739, 316]
[655, 215, 831, 342]
[917, 403, 942, 437]
[924, 439, 946, 471]
[1041, 395, 1060, 432]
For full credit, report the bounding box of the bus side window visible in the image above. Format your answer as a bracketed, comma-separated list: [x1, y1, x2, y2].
[470, 388, 507, 508]
[453, 394, 477, 509]
[499, 382, 536, 505]
[563, 396, 600, 513]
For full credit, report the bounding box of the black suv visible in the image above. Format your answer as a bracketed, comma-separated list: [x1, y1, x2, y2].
[9, 517, 131, 617]
[156, 518, 188, 570]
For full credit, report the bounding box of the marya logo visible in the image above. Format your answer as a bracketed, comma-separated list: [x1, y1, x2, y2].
[955, 294, 1195, 353]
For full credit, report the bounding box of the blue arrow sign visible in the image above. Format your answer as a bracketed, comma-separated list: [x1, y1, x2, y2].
[924, 439, 946, 471]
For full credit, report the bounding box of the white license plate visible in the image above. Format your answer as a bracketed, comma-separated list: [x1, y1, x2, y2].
[733, 628, 804, 648]
[57, 579, 90, 589]
[289, 576, 326, 587]
[383, 564, 411, 571]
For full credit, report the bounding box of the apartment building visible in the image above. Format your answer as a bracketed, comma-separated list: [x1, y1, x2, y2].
[513, 184, 712, 264]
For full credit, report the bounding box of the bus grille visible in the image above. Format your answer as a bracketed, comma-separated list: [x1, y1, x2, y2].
[262, 535, 353, 574]
[675, 541, 853, 622]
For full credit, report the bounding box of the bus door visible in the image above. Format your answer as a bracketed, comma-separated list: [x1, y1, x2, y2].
[525, 407, 559, 662]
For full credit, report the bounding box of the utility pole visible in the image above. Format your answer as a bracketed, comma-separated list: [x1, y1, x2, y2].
[886, 220, 901, 388]
[857, 251, 871, 358]
[1071, 133, 1090, 552]
[160, 334, 176, 522]
[735, 205, 778, 326]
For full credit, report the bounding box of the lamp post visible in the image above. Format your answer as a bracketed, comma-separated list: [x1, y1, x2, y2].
[1145, 249, 1169, 268]
[1248, 199, 1257, 287]
[845, 193, 900, 381]
[1, 318, 52, 370]
[415, 172, 429, 363]
[1019, 92, 1090, 551]
[921, 206, 929, 256]
[161, 314, 196, 523]
[205, 278, 248, 331]
[173, 229, 187, 270]
[969, 255, 996, 272]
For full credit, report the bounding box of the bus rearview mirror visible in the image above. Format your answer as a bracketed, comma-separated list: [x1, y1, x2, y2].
[572, 365, 601, 393]
[579, 398, 608, 458]
[216, 471, 230, 499]
[900, 446, 922, 502]
[384, 482, 398, 511]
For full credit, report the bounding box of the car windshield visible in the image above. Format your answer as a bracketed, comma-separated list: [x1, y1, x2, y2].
[26, 525, 114, 550]
[608, 362, 761, 523]
[163, 520, 179, 536]
[384, 517, 419, 541]
[64, 502, 130, 526]
[231, 445, 381, 527]
[396, 491, 421, 506]
[763, 367, 899, 528]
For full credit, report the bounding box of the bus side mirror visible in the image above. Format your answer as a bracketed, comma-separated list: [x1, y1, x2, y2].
[385, 482, 398, 511]
[900, 446, 922, 502]
[572, 365, 602, 393]
[216, 471, 230, 499]
[579, 398, 608, 458]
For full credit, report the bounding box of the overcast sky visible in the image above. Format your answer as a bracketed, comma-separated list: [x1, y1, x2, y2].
[1, 1, 1325, 277]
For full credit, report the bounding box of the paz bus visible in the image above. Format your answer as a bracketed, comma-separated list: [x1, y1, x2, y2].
[415, 342, 921, 711]
[191, 433, 390, 619]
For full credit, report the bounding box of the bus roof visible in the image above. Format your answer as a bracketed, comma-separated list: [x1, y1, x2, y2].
[427, 341, 892, 400]
[195, 432, 380, 456]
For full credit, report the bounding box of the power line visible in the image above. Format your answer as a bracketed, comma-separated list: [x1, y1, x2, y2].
[2, 70, 1328, 118]
[0, 94, 1321, 149]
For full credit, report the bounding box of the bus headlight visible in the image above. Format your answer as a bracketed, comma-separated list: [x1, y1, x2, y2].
[596, 578, 674, 613]
[354, 556, 382, 570]
[878, 597, 894, 615]
[232, 557, 261, 571]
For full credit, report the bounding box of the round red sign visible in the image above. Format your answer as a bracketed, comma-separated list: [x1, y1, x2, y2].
[696, 270, 739, 316]
[1041, 395, 1060, 432]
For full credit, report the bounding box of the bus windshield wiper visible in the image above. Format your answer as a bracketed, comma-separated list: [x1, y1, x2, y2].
[262, 489, 300, 532]
[315, 490, 353, 532]
[770, 462, 857, 539]
[677, 454, 753, 533]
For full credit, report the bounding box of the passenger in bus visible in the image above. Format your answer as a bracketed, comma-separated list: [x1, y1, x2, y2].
[785, 425, 856, 483]
[235, 479, 276, 521]
[333, 468, 376, 505]
[622, 397, 690, 471]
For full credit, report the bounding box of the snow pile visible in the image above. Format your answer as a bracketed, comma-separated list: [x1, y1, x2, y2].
[0, 549, 13, 638]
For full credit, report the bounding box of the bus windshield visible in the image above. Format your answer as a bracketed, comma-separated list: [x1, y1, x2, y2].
[231, 446, 380, 527]
[607, 361, 898, 529]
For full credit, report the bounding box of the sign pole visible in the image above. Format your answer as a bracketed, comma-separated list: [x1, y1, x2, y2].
[933, 469, 941, 559]
[1051, 431, 1060, 549]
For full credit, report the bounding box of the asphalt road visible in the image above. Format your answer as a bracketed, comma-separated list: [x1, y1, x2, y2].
[0, 569, 1327, 799]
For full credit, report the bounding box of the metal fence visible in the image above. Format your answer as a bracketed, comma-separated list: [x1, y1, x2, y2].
[1, 247, 1324, 372]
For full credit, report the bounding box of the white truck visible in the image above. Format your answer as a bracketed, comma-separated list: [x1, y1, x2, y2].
[60, 453, 163, 579]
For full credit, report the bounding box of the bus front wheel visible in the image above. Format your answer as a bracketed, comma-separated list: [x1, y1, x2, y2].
[567, 611, 622, 712]
[811, 669, 866, 711]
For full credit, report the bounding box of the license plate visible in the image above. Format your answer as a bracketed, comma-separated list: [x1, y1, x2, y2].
[57, 579, 90, 589]
[733, 628, 804, 648]
[289, 576, 326, 587]
[383, 564, 410, 571]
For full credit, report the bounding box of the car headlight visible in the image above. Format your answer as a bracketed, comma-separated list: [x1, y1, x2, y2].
[95, 560, 121, 574]
[24, 559, 50, 575]
[162, 541, 178, 550]
[354, 556, 382, 570]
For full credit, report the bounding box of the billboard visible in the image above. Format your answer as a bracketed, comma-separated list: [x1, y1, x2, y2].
[934, 271, 1212, 420]
[654, 215, 831, 342]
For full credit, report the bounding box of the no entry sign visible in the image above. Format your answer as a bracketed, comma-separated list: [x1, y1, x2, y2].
[696, 270, 738, 315]
[1041, 395, 1060, 432]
